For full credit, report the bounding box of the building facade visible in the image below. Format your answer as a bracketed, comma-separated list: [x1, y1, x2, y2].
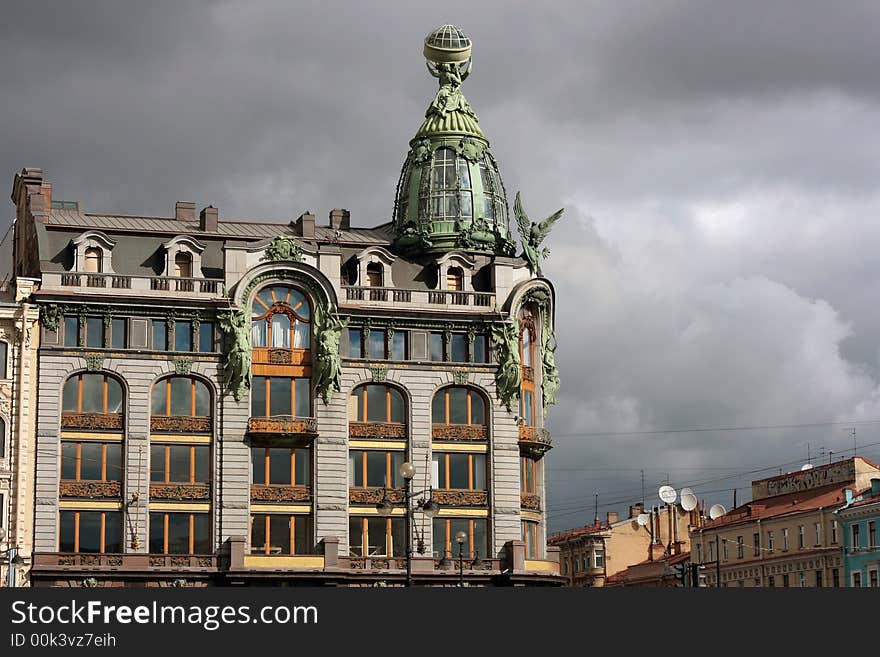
[691, 457, 880, 588]
[835, 477, 880, 587]
[13, 25, 565, 587]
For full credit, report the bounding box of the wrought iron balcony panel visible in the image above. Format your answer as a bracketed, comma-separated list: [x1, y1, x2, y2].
[433, 489, 488, 507]
[518, 426, 552, 458]
[61, 412, 124, 431]
[150, 415, 211, 433]
[348, 487, 405, 505]
[60, 480, 122, 499]
[247, 416, 318, 440]
[431, 424, 487, 441]
[37, 553, 217, 570]
[348, 421, 406, 439]
[150, 483, 211, 501]
[520, 493, 542, 511]
[250, 484, 311, 503]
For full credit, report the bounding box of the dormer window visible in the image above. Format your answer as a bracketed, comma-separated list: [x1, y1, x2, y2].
[447, 267, 463, 291]
[84, 247, 103, 273]
[161, 236, 205, 280]
[70, 231, 116, 274]
[174, 252, 193, 278]
[366, 263, 383, 287]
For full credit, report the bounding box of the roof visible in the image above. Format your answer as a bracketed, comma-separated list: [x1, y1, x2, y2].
[548, 523, 612, 545]
[605, 551, 691, 587]
[699, 482, 856, 531]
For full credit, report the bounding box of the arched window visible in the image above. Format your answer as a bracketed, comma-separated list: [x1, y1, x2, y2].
[0, 416, 5, 459]
[423, 147, 473, 222]
[62, 373, 124, 430]
[251, 285, 311, 349]
[447, 267, 463, 292]
[174, 252, 192, 278]
[0, 341, 7, 379]
[432, 386, 486, 428]
[84, 247, 102, 273]
[366, 262, 383, 288]
[518, 305, 537, 427]
[349, 384, 405, 425]
[151, 376, 211, 433]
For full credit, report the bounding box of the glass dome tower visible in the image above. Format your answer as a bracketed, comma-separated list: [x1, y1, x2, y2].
[393, 25, 515, 256]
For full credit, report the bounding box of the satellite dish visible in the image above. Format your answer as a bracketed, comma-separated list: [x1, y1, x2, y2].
[680, 493, 698, 512]
[658, 485, 677, 504]
[680, 487, 694, 498]
[636, 513, 650, 526]
[801, 463, 814, 471]
[708, 504, 726, 520]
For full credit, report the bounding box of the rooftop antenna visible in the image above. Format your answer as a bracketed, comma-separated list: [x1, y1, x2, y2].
[641, 469, 645, 508]
[594, 492, 599, 525]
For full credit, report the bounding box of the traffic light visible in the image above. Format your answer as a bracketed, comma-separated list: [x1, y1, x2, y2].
[671, 563, 686, 587]
[691, 563, 708, 587]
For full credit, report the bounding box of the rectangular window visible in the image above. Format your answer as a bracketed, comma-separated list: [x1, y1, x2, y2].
[782, 573, 789, 587]
[782, 528, 789, 551]
[472, 334, 489, 363]
[111, 318, 126, 349]
[251, 376, 310, 417]
[175, 321, 192, 352]
[64, 316, 79, 347]
[59, 511, 121, 553]
[432, 517, 488, 560]
[86, 317, 103, 348]
[432, 453, 487, 490]
[392, 331, 407, 360]
[198, 322, 214, 353]
[736, 536, 744, 559]
[152, 320, 167, 351]
[833, 568, 840, 588]
[594, 550, 605, 569]
[349, 450, 404, 488]
[869, 521, 876, 549]
[852, 571, 862, 588]
[251, 447, 311, 486]
[150, 444, 210, 484]
[521, 457, 537, 494]
[722, 539, 729, 561]
[831, 520, 838, 544]
[753, 533, 760, 557]
[799, 572, 806, 587]
[521, 390, 534, 426]
[869, 569, 879, 588]
[60, 442, 122, 483]
[520, 520, 538, 559]
[709, 542, 715, 562]
[816, 570, 823, 587]
[815, 522, 822, 546]
[149, 512, 211, 554]
[250, 514, 312, 555]
[368, 330, 385, 359]
[798, 525, 805, 549]
[852, 523, 860, 550]
[696, 543, 702, 564]
[349, 517, 404, 557]
[450, 333, 467, 362]
[348, 328, 362, 358]
[768, 575, 775, 588]
[430, 332, 444, 361]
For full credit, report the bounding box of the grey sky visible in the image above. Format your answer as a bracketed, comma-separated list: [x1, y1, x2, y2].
[3, 1, 880, 531]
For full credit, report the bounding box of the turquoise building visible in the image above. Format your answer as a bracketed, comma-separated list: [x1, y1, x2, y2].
[835, 477, 880, 587]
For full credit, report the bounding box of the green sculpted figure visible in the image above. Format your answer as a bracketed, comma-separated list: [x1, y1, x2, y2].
[218, 307, 252, 401]
[514, 192, 564, 276]
[427, 62, 477, 121]
[262, 236, 303, 263]
[313, 303, 349, 404]
[491, 319, 521, 412]
[541, 327, 560, 412]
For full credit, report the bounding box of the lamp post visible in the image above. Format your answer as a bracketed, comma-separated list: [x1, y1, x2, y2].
[376, 461, 439, 587]
[456, 530, 467, 587]
[0, 527, 24, 588]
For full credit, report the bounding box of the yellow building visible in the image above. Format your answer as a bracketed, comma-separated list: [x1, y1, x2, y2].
[549, 503, 699, 587]
[691, 456, 880, 588]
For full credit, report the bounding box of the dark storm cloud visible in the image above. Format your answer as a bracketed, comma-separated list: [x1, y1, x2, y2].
[3, 1, 880, 531]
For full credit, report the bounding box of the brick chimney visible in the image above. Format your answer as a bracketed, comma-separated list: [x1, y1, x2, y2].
[199, 206, 218, 232]
[295, 212, 315, 239]
[329, 208, 350, 230]
[649, 542, 665, 562]
[175, 201, 196, 222]
[606, 511, 619, 525]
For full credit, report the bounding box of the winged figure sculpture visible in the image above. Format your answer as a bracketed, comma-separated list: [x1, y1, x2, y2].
[514, 192, 564, 276]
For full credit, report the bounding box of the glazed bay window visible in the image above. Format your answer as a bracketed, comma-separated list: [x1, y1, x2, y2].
[251, 376, 311, 418]
[61, 442, 122, 483]
[149, 512, 211, 554]
[432, 452, 486, 490]
[349, 517, 404, 557]
[252, 447, 311, 487]
[251, 286, 311, 349]
[521, 457, 538, 494]
[150, 445, 210, 484]
[349, 450, 405, 488]
[251, 514, 312, 555]
[434, 517, 487, 559]
[594, 549, 605, 570]
[59, 511, 121, 553]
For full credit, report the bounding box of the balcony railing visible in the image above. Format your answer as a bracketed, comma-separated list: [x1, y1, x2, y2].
[520, 492, 542, 511]
[432, 489, 488, 507]
[32, 553, 219, 570]
[150, 483, 211, 501]
[251, 484, 312, 503]
[349, 421, 406, 439]
[251, 347, 311, 366]
[60, 480, 122, 499]
[518, 426, 552, 458]
[247, 416, 318, 439]
[150, 415, 212, 433]
[349, 487, 405, 504]
[61, 412, 124, 431]
[342, 286, 495, 310]
[431, 424, 488, 441]
[49, 272, 225, 297]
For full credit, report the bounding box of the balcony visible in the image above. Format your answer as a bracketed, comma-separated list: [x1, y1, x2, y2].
[60, 480, 122, 499]
[520, 493, 542, 511]
[518, 426, 552, 458]
[349, 487, 404, 505]
[32, 553, 219, 571]
[46, 271, 225, 298]
[250, 484, 312, 503]
[431, 423, 487, 441]
[150, 483, 211, 501]
[247, 416, 318, 441]
[432, 489, 488, 507]
[342, 285, 495, 311]
[252, 347, 311, 367]
[349, 421, 406, 440]
[61, 412, 124, 431]
[150, 415, 211, 433]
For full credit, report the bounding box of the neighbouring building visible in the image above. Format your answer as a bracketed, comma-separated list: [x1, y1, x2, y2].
[604, 551, 691, 588]
[691, 456, 880, 588]
[12, 25, 566, 587]
[549, 503, 699, 587]
[835, 476, 880, 587]
[0, 221, 40, 587]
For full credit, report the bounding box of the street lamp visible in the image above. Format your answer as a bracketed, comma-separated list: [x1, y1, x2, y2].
[456, 530, 467, 587]
[0, 527, 25, 588]
[375, 461, 440, 587]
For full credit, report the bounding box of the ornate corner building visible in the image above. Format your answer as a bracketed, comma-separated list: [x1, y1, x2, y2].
[12, 25, 565, 586]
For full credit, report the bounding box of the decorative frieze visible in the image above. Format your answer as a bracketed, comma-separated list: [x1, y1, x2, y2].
[150, 415, 211, 433]
[250, 484, 312, 503]
[149, 483, 211, 501]
[431, 423, 487, 441]
[247, 416, 318, 438]
[432, 489, 488, 507]
[61, 412, 124, 430]
[349, 487, 405, 504]
[348, 421, 406, 439]
[59, 480, 122, 499]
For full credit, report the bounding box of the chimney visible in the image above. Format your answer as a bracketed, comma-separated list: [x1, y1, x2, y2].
[628, 503, 644, 519]
[606, 511, 619, 525]
[329, 208, 350, 230]
[649, 542, 665, 562]
[175, 201, 196, 222]
[199, 206, 218, 232]
[671, 540, 685, 556]
[295, 212, 316, 239]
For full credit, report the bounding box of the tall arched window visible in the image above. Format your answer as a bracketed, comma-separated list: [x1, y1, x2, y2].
[422, 147, 473, 222]
[150, 376, 211, 433]
[84, 247, 102, 273]
[0, 341, 7, 379]
[518, 305, 537, 427]
[348, 383, 408, 558]
[251, 285, 311, 349]
[431, 386, 487, 439]
[0, 416, 6, 459]
[62, 373, 124, 428]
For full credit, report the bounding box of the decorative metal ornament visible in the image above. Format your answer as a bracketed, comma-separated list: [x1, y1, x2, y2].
[262, 236, 304, 263]
[514, 192, 565, 276]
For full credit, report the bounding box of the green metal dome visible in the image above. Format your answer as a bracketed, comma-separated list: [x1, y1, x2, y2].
[393, 25, 514, 256]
